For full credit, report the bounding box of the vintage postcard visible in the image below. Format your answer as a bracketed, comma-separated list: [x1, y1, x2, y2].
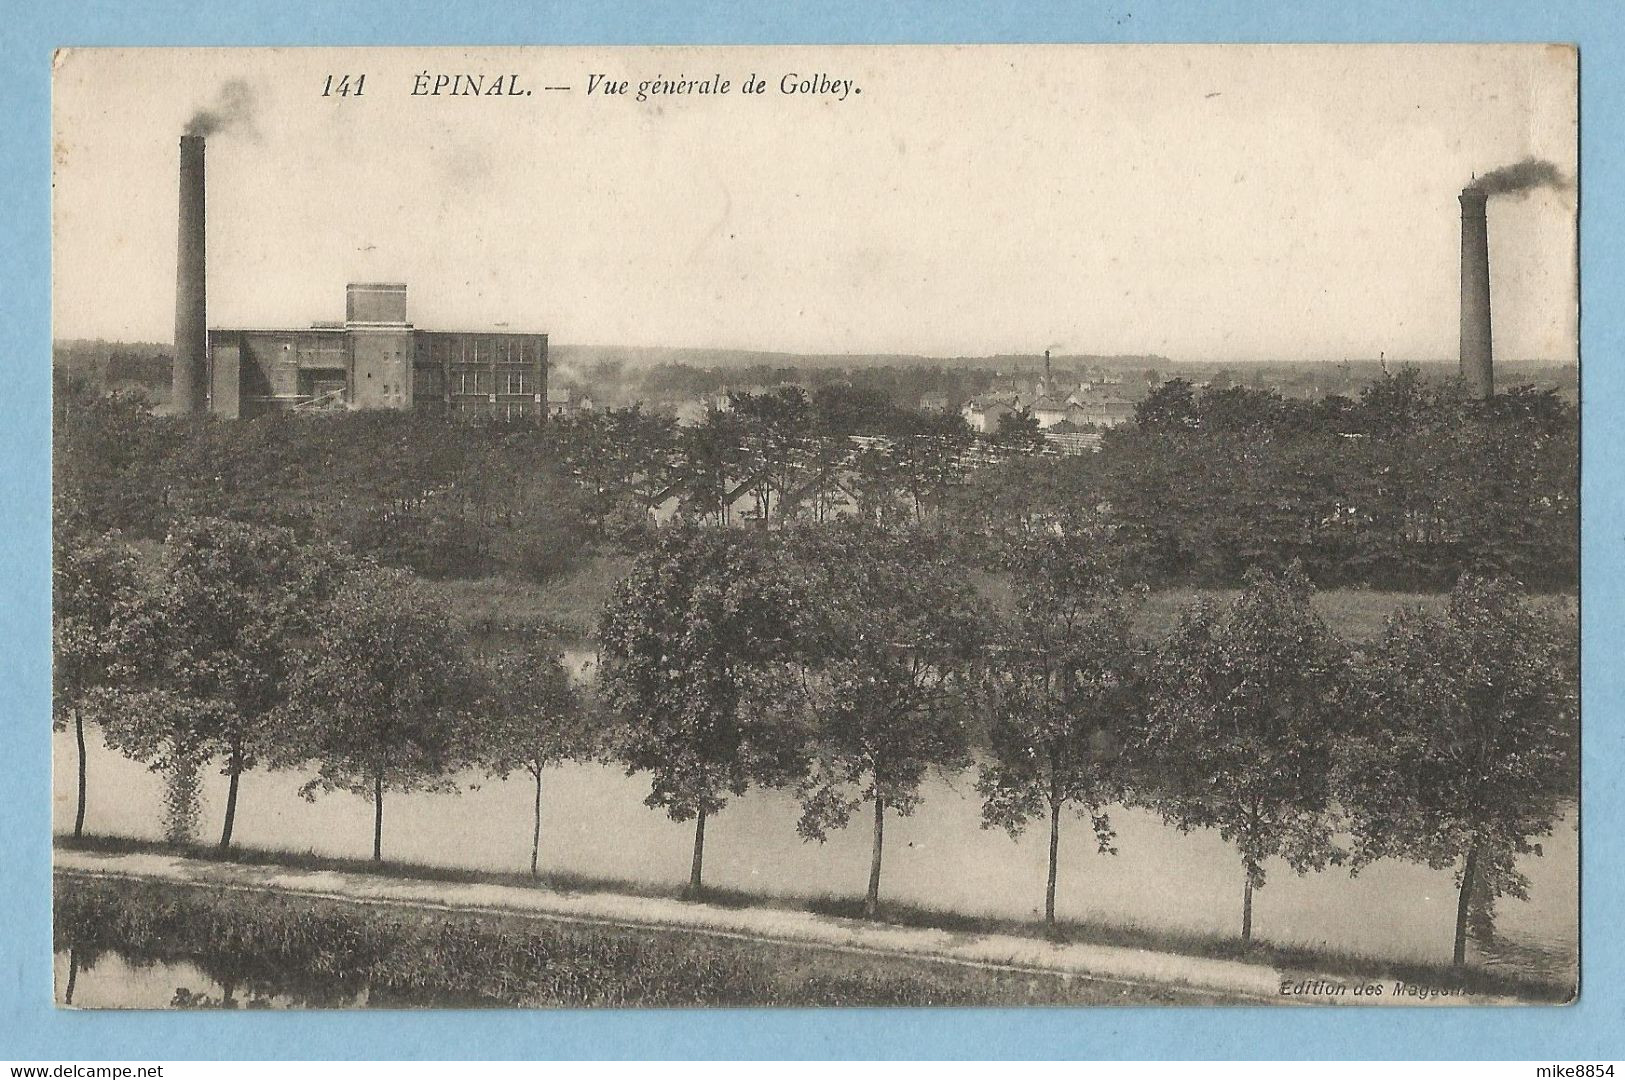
[50, 44, 1578, 1009]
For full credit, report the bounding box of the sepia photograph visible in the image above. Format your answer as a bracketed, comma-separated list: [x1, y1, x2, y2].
[49, 43, 1579, 1010]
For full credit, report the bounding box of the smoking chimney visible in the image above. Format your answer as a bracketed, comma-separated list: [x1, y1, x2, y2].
[1458, 186, 1493, 399]
[173, 135, 208, 414]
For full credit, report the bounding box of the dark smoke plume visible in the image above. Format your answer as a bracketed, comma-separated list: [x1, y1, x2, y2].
[184, 79, 256, 137]
[1467, 157, 1570, 197]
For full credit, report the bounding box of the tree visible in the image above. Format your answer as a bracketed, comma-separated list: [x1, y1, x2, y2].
[546, 406, 678, 538]
[280, 567, 480, 861]
[978, 534, 1143, 928]
[783, 436, 850, 524]
[732, 386, 813, 526]
[598, 527, 807, 895]
[785, 524, 982, 918]
[672, 409, 750, 525]
[1133, 379, 1199, 432]
[51, 515, 140, 838]
[107, 516, 344, 848]
[812, 383, 911, 437]
[993, 407, 1045, 451]
[1194, 385, 1288, 433]
[473, 637, 600, 876]
[848, 445, 908, 526]
[98, 683, 213, 846]
[1135, 564, 1349, 944]
[891, 414, 973, 523]
[53, 389, 182, 540]
[1336, 577, 1578, 965]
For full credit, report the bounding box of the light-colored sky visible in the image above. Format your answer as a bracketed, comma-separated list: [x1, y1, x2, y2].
[52, 45, 1577, 362]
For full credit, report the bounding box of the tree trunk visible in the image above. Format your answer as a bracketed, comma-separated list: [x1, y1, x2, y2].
[1241, 872, 1254, 945]
[372, 773, 384, 862]
[1045, 797, 1062, 928]
[73, 708, 88, 840]
[530, 769, 543, 878]
[865, 796, 885, 919]
[219, 743, 243, 850]
[64, 945, 79, 1006]
[1453, 845, 1479, 966]
[687, 807, 707, 897]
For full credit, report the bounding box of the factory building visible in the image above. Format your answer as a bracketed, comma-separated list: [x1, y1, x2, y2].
[172, 134, 546, 420]
[206, 282, 548, 420]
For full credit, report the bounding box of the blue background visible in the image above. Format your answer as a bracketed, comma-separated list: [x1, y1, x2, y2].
[2, 0, 1619, 1061]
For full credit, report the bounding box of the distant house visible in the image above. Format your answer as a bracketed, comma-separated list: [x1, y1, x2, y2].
[1072, 398, 1137, 428]
[919, 391, 952, 412]
[546, 387, 594, 418]
[1030, 396, 1070, 429]
[960, 396, 1016, 434]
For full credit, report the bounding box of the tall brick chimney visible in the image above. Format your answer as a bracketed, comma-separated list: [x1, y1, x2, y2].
[172, 135, 208, 414]
[1459, 187, 1493, 399]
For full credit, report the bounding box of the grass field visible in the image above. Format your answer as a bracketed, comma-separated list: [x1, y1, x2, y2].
[55, 874, 1232, 1007]
[57, 834, 1574, 1003]
[428, 553, 633, 643]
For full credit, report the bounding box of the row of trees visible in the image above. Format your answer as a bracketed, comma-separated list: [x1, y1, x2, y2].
[55, 366, 1577, 593]
[56, 513, 1575, 961]
[597, 526, 1575, 960]
[516, 372, 1581, 592]
[1100, 374, 1578, 588]
[54, 513, 591, 875]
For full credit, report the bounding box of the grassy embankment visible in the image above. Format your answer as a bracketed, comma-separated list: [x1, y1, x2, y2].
[56, 833, 1574, 1003]
[55, 874, 1229, 1007]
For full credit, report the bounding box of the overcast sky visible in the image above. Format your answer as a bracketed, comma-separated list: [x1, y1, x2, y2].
[52, 45, 1577, 363]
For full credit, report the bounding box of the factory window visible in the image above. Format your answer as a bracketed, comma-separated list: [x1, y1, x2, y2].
[455, 370, 489, 396]
[504, 370, 532, 395]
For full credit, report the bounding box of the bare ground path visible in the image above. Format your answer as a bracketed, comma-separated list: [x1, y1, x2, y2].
[53, 849, 1505, 1006]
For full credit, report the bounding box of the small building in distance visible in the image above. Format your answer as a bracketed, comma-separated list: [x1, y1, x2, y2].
[1030, 396, 1070, 429]
[546, 386, 595, 419]
[206, 283, 548, 420]
[1071, 398, 1136, 428]
[960, 396, 1016, 434]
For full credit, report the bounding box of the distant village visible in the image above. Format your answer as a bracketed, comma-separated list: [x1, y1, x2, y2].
[55, 336, 1579, 452]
